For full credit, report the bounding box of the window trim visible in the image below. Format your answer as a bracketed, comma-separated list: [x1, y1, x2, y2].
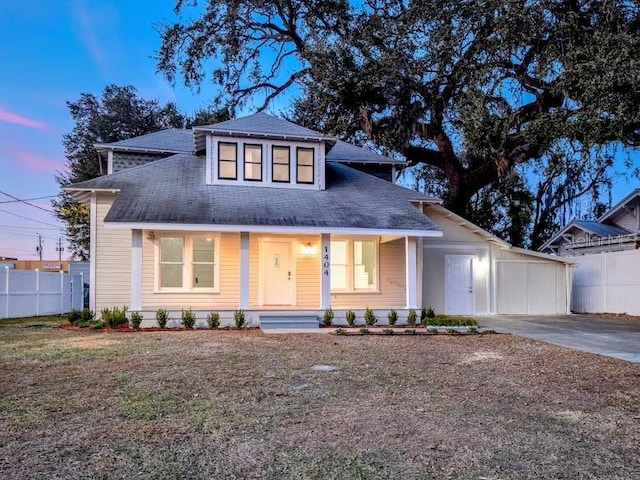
[296, 147, 315, 184]
[155, 233, 221, 293]
[271, 145, 291, 183]
[218, 142, 237, 180]
[243, 143, 263, 182]
[330, 237, 379, 293]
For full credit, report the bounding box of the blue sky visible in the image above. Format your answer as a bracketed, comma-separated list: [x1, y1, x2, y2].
[0, 1, 638, 259]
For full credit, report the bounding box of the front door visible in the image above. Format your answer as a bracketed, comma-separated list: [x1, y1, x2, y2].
[261, 240, 295, 305]
[445, 255, 474, 315]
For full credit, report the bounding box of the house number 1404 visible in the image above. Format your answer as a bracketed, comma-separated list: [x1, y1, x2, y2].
[323, 245, 329, 277]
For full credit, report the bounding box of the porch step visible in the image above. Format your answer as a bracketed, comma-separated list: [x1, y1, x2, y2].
[259, 315, 320, 330]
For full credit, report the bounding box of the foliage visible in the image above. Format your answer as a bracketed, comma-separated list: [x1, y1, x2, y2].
[233, 309, 246, 329]
[80, 308, 95, 323]
[428, 315, 478, 327]
[387, 309, 398, 326]
[322, 307, 334, 327]
[206, 311, 220, 329]
[157, 0, 640, 247]
[382, 329, 394, 336]
[404, 329, 416, 335]
[90, 320, 106, 330]
[67, 309, 82, 325]
[406, 309, 417, 327]
[156, 308, 170, 328]
[101, 306, 128, 329]
[334, 328, 347, 335]
[129, 312, 143, 329]
[469, 325, 479, 334]
[345, 310, 356, 327]
[181, 309, 196, 329]
[363, 307, 377, 326]
[427, 327, 438, 334]
[53, 85, 187, 259]
[359, 328, 370, 335]
[421, 307, 435, 327]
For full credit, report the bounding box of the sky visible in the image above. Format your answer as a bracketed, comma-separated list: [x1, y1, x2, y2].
[0, 1, 218, 260]
[0, 1, 638, 260]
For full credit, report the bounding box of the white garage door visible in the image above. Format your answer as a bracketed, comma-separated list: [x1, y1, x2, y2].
[497, 261, 558, 314]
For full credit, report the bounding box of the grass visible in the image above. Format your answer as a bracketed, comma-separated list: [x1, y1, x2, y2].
[0, 316, 638, 479]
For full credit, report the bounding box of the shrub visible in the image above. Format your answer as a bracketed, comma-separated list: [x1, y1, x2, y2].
[387, 309, 398, 326]
[156, 308, 169, 328]
[406, 309, 417, 327]
[359, 327, 370, 335]
[404, 329, 416, 335]
[427, 327, 438, 334]
[129, 311, 143, 329]
[468, 325, 479, 334]
[102, 306, 128, 329]
[181, 309, 196, 329]
[90, 320, 105, 330]
[421, 307, 436, 326]
[345, 310, 356, 327]
[364, 307, 377, 326]
[335, 328, 347, 335]
[322, 307, 334, 327]
[206, 311, 220, 329]
[431, 315, 478, 327]
[447, 326, 457, 334]
[80, 308, 95, 323]
[234, 309, 246, 329]
[67, 309, 82, 325]
[382, 328, 394, 335]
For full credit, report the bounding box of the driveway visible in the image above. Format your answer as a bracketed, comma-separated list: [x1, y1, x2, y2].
[478, 314, 640, 363]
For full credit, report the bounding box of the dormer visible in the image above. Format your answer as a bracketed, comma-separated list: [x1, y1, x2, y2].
[193, 112, 335, 190]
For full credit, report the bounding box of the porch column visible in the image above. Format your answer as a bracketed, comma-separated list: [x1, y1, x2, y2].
[416, 237, 424, 308]
[320, 233, 331, 309]
[240, 232, 250, 309]
[405, 236, 418, 309]
[131, 229, 143, 311]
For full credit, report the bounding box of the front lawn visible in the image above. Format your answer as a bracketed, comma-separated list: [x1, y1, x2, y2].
[0, 317, 638, 479]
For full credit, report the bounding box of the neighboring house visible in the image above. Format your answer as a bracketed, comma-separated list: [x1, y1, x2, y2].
[64, 113, 572, 326]
[541, 190, 640, 315]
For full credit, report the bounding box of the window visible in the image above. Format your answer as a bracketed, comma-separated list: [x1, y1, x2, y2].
[244, 144, 262, 181]
[330, 238, 377, 291]
[218, 142, 237, 179]
[272, 146, 290, 183]
[296, 147, 314, 184]
[158, 235, 219, 291]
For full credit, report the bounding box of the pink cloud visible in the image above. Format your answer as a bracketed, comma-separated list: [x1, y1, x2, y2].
[10, 149, 64, 172]
[0, 107, 47, 129]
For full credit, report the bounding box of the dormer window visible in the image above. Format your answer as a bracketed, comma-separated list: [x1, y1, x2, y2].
[218, 142, 237, 179]
[244, 144, 262, 181]
[296, 147, 314, 184]
[272, 146, 290, 183]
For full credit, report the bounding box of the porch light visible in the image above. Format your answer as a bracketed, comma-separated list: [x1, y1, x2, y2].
[302, 242, 314, 255]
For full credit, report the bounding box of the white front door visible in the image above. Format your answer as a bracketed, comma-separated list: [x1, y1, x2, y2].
[261, 240, 295, 305]
[445, 255, 474, 315]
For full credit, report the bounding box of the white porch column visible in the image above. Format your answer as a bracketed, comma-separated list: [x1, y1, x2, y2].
[405, 236, 418, 309]
[89, 192, 97, 312]
[240, 232, 250, 309]
[320, 233, 331, 309]
[416, 237, 424, 308]
[131, 229, 143, 311]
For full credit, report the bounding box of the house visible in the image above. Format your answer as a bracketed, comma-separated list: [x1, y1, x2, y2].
[540, 189, 640, 256]
[541, 190, 640, 315]
[64, 113, 573, 326]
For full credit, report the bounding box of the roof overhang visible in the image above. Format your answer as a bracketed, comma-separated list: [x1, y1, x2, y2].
[598, 188, 640, 223]
[93, 144, 190, 155]
[103, 222, 443, 238]
[193, 128, 337, 145]
[62, 187, 121, 204]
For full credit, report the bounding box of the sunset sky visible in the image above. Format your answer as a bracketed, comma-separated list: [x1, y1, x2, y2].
[0, 1, 638, 260]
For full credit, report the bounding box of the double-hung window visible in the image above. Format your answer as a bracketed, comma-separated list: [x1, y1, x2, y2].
[218, 142, 237, 180]
[330, 238, 377, 292]
[272, 146, 290, 183]
[158, 235, 219, 291]
[296, 147, 314, 184]
[244, 144, 262, 181]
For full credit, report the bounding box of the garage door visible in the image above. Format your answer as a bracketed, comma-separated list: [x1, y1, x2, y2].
[496, 262, 558, 314]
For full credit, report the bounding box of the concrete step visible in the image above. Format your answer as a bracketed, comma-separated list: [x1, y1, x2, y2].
[260, 315, 320, 330]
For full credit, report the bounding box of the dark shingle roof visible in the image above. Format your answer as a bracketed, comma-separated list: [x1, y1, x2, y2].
[573, 220, 630, 237]
[326, 139, 403, 164]
[67, 154, 439, 233]
[95, 129, 194, 153]
[193, 112, 332, 141]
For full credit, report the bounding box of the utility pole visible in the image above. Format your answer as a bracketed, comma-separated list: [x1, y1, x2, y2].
[56, 237, 64, 261]
[36, 233, 43, 261]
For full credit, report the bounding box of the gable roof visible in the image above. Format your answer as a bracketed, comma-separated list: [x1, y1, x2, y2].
[598, 188, 640, 223]
[539, 219, 632, 253]
[65, 155, 441, 235]
[94, 128, 194, 154]
[326, 139, 403, 165]
[193, 112, 334, 142]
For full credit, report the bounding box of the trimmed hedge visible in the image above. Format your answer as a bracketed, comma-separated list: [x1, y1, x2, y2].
[426, 315, 478, 327]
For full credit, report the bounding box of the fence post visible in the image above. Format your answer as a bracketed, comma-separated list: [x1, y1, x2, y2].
[35, 269, 40, 316]
[4, 267, 9, 319]
[60, 271, 64, 315]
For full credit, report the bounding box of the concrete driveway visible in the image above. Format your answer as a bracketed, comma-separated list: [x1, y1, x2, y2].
[478, 314, 640, 363]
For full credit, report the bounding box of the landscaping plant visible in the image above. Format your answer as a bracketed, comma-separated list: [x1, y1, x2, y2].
[406, 309, 417, 327]
[129, 311, 143, 329]
[234, 309, 246, 329]
[387, 309, 398, 326]
[359, 328, 370, 335]
[156, 308, 169, 328]
[67, 309, 82, 325]
[181, 309, 196, 329]
[364, 307, 377, 326]
[345, 309, 356, 327]
[206, 311, 220, 329]
[102, 306, 128, 329]
[322, 307, 334, 327]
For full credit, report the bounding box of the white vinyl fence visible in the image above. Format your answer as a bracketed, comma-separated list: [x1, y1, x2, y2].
[572, 249, 640, 315]
[0, 268, 84, 319]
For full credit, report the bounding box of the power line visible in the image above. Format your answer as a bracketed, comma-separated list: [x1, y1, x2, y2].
[0, 224, 60, 230]
[0, 208, 60, 227]
[0, 195, 57, 204]
[0, 190, 55, 213]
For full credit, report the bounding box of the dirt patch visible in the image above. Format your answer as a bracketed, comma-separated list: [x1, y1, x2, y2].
[0, 323, 638, 479]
